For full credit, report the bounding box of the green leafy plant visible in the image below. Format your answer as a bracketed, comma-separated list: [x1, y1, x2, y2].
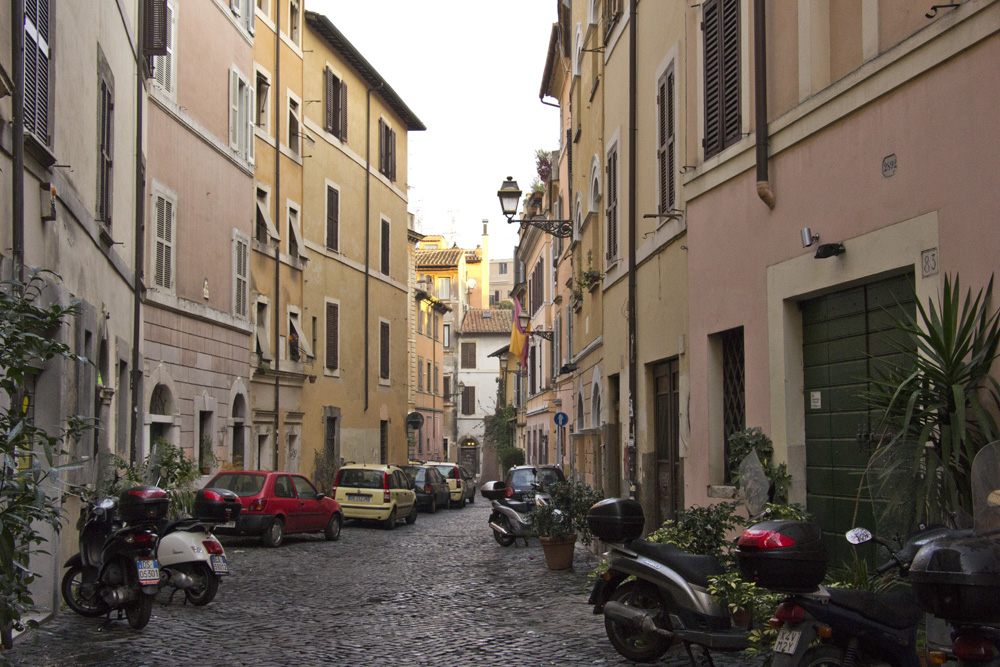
[574, 251, 602, 297]
[105, 439, 202, 520]
[497, 445, 525, 472]
[866, 274, 1000, 533]
[726, 427, 792, 504]
[0, 270, 94, 649]
[529, 479, 605, 545]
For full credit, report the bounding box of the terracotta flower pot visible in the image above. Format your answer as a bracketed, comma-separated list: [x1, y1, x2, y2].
[539, 534, 577, 570]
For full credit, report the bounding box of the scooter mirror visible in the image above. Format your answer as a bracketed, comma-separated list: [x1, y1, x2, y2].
[846, 527, 873, 545]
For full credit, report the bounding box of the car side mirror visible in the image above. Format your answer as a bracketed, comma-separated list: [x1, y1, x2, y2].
[316, 493, 326, 501]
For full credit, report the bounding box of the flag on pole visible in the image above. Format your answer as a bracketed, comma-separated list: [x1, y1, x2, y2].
[510, 296, 530, 368]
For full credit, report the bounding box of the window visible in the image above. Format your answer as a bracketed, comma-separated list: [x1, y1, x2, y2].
[288, 0, 300, 44]
[461, 385, 475, 416]
[230, 67, 254, 163]
[255, 70, 270, 132]
[255, 186, 278, 242]
[380, 218, 390, 275]
[573, 24, 582, 78]
[379, 321, 390, 380]
[658, 67, 676, 213]
[287, 203, 305, 259]
[438, 277, 450, 299]
[325, 185, 339, 251]
[288, 310, 312, 360]
[426, 361, 432, 393]
[417, 304, 424, 334]
[230, 0, 254, 34]
[489, 291, 498, 306]
[97, 57, 114, 226]
[378, 119, 397, 181]
[722, 327, 746, 481]
[461, 342, 476, 369]
[152, 189, 176, 290]
[233, 231, 249, 318]
[434, 363, 439, 394]
[255, 300, 271, 359]
[603, 0, 623, 43]
[606, 145, 619, 262]
[324, 67, 347, 142]
[702, 0, 741, 159]
[287, 96, 301, 155]
[589, 155, 602, 213]
[417, 356, 424, 391]
[499, 262, 508, 275]
[257, 0, 268, 17]
[325, 301, 339, 371]
[443, 374, 452, 399]
[432, 312, 439, 341]
[23, 0, 50, 142]
[443, 324, 451, 349]
[152, 0, 176, 94]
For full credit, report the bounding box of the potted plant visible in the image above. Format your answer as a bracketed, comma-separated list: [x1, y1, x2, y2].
[529, 479, 604, 570]
[199, 436, 216, 475]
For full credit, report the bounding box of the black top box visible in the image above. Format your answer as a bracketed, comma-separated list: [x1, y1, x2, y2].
[118, 486, 170, 524]
[587, 498, 645, 542]
[193, 487, 242, 522]
[736, 520, 829, 593]
[909, 535, 1000, 623]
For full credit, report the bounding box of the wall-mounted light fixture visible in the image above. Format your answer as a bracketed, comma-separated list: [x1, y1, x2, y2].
[801, 227, 845, 259]
[801, 227, 820, 248]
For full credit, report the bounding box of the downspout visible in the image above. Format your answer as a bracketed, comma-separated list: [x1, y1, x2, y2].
[129, 0, 147, 464]
[12, 0, 24, 283]
[273, 5, 282, 468]
[754, 0, 775, 209]
[627, 0, 638, 494]
[364, 81, 384, 412]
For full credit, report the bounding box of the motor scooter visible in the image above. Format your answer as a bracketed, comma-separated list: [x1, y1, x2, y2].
[155, 518, 228, 605]
[481, 481, 552, 547]
[61, 486, 168, 629]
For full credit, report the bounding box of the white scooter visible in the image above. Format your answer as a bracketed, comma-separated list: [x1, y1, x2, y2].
[155, 488, 239, 606]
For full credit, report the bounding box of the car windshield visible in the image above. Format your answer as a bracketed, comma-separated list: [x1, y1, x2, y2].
[434, 465, 459, 479]
[209, 473, 265, 497]
[509, 468, 563, 489]
[339, 468, 384, 489]
[400, 466, 422, 484]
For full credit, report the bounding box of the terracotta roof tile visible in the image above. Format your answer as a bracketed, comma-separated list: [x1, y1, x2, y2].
[460, 309, 514, 334]
[415, 248, 464, 267]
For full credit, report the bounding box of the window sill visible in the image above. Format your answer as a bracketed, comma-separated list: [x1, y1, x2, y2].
[24, 133, 56, 169]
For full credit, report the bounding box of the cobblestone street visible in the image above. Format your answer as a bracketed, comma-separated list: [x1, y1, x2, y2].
[3, 500, 758, 666]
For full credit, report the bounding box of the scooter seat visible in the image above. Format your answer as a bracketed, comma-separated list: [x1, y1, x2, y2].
[827, 588, 923, 630]
[626, 540, 725, 588]
[505, 500, 531, 514]
[157, 517, 203, 537]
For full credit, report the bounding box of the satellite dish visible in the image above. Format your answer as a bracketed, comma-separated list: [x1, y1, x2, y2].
[467, 278, 478, 291]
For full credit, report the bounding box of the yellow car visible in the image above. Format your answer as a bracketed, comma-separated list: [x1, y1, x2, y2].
[426, 462, 476, 508]
[332, 464, 417, 529]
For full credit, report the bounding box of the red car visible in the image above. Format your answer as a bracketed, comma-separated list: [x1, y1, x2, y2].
[206, 471, 343, 548]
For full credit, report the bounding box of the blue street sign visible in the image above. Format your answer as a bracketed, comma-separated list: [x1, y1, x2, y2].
[554, 412, 568, 426]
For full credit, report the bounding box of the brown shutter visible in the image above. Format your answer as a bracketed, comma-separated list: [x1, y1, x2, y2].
[461, 342, 476, 369]
[702, 0, 722, 158]
[390, 128, 397, 181]
[462, 385, 475, 415]
[606, 150, 618, 260]
[720, 0, 742, 147]
[379, 322, 390, 379]
[666, 70, 676, 210]
[143, 0, 169, 56]
[324, 68, 334, 133]
[326, 186, 338, 250]
[326, 302, 339, 370]
[380, 219, 390, 274]
[340, 81, 348, 142]
[378, 119, 386, 175]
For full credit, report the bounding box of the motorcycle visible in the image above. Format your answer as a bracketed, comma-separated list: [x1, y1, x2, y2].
[481, 480, 552, 547]
[61, 486, 169, 629]
[909, 441, 1000, 666]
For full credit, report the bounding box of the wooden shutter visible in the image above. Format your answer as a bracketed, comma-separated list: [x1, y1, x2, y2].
[24, 0, 51, 139]
[720, 0, 741, 148]
[389, 128, 397, 181]
[326, 186, 339, 250]
[154, 2, 174, 91]
[606, 149, 618, 260]
[142, 0, 168, 56]
[461, 342, 476, 369]
[339, 81, 348, 142]
[98, 82, 114, 224]
[378, 119, 386, 175]
[154, 196, 173, 288]
[324, 68, 335, 133]
[462, 385, 475, 415]
[247, 82, 255, 163]
[703, 0, 740, 158]
[229, 69, 240, 149]
[657, 69, 675, 214]
[379, 322, 390, 379]
[326, 302, 339, 370]
[380, 219, 390, 274]
[234, 235, 249, 317]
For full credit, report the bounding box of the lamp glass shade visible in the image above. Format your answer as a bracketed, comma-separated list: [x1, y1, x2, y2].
[497, 178, 522, 218]
[517, 311, 529, 330]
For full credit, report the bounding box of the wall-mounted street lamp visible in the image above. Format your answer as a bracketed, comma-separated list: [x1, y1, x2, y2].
[497, 177, 573, 238]
[800, 227, 845, 259]
[517, 310, 554, 342]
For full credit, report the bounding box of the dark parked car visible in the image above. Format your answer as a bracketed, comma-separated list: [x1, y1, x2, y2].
[504, 465, 566, 501]
[206, 471, 343, 548]
[400, 465, 451, 513]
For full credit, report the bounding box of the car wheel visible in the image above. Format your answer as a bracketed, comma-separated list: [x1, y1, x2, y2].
[458, 495, 466, 509]
[324, 513, 342, 541]
[468, 490, 475, 504]
[406, 504, 417, 525]
[383, 507, 397, 530]
[262, 517, 284, 547]
[429, 497, 437, 514]
[184, 562, 219, 606]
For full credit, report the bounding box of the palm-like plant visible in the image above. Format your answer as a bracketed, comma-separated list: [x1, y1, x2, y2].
[867, 274, 1000, 532]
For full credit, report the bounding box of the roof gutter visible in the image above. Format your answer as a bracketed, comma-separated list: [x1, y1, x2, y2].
[754, 0, 775, 209]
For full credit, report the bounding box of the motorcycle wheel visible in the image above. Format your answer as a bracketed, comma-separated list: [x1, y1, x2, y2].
[125, 594, 153, 629]
[604, 580, 673, 663]
[183, 563, 219, 606]
[61, 565, 109, 617]
[800, 645, 846, 666]
[492, 514, 515, 547]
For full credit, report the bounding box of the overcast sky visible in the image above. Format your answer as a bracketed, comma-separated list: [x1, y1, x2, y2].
[308, 0, 561, 261]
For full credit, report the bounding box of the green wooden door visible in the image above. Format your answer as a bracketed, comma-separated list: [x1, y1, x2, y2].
[802, 274, 914, 565]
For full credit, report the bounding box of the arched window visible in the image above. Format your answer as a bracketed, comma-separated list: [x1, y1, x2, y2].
[574, 193, 584, 241]
[576, 387, 585, 429]
[574, 24, 583, 77]
[589, 155, 602, 213]
[591, 381, 603, 430]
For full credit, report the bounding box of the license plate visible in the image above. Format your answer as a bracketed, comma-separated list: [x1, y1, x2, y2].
[211, 555, 228, 575]
[773, 628, 801, 654]
[348, 494, 370, 502]
[218, 520, 236, 529]
[137, 559, 160, 586]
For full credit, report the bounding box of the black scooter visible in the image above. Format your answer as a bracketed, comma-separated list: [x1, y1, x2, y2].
[61, 486, 169, 629]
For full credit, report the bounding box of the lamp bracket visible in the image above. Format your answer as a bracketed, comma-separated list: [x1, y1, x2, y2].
[506, 216, 574, 238]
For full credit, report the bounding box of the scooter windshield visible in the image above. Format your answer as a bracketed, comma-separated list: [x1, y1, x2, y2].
[972, 440, 1000, 535]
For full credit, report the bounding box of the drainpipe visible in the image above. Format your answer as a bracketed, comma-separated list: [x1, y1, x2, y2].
[626, 0, 638, 495]
[754, 0, 775, 209]
[129, 0, 147, 464]
[12, 0, 24, 283]
[364, 82, 384, 412]
[272, 5, 282, 469]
